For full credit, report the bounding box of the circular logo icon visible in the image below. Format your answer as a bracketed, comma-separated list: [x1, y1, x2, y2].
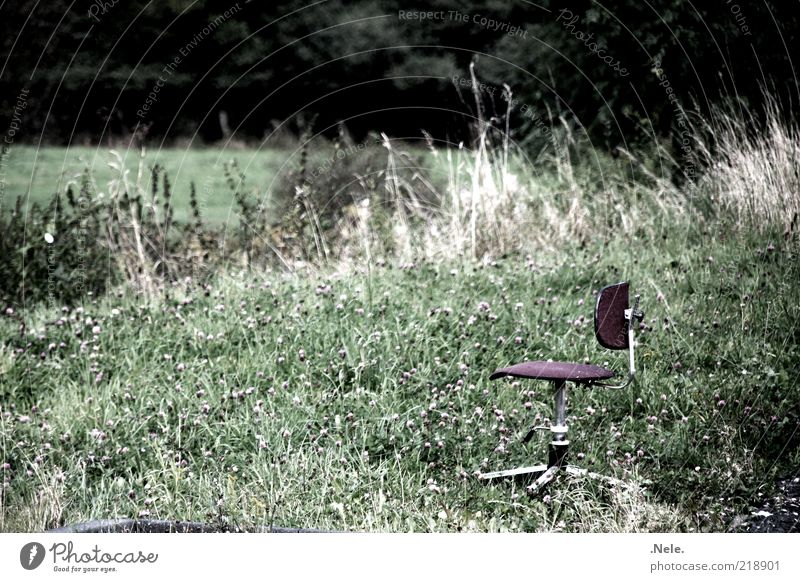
[20, 542, 46, 570]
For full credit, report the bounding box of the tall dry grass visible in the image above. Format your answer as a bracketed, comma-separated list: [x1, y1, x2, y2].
[40, 87, 797, 296]
[692, 98, 800, 239]
[345, 77, 693, 264]
[355, 88, 799, 265]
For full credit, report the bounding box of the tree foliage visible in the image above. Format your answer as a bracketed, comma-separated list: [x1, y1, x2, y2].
[0, 0, 796, 148]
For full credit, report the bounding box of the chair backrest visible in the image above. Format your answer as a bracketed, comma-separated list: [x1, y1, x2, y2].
[594, 281, 630, 350]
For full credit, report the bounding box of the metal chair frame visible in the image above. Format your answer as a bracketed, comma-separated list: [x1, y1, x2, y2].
[479, 283, 644, 494]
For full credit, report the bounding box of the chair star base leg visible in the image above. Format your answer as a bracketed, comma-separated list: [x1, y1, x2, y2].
[563, 465, 627, 488]
[478, 464, 549, 481]
[525, 465, 560, 495]
[479, 463, 628, 495]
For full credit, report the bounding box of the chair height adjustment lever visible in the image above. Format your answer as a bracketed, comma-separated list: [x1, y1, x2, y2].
[522, 425, 549, 444]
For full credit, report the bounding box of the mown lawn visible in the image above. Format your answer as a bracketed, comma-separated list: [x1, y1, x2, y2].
[1, 232, 797, 532]
[1, 145, 290, 224]
[0, 142, 442, 226]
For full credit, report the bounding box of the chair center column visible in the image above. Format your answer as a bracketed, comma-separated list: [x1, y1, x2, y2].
[548, 380, 569, 467]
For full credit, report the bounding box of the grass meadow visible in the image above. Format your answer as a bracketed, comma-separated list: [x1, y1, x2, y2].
[1, 145, 290, 224]
[1, 105, 799, 533]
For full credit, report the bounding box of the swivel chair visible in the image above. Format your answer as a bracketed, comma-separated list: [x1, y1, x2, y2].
[480, 282, 644, 494]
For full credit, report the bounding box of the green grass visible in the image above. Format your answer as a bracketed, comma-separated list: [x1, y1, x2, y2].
[2, 232, 797, 532]
[2, 103, 799, 532]
[1, 145, 291, 224]
[1, 143, 446, 229]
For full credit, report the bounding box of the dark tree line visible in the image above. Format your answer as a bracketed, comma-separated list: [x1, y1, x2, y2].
[1, 0, 797, 149]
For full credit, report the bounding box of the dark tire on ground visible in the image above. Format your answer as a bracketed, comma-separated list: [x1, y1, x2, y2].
[732, 477, 800, 533]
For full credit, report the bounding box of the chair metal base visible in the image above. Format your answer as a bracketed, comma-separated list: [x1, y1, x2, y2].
[478, 379, 626, 494]
[478, 463, 625, 494]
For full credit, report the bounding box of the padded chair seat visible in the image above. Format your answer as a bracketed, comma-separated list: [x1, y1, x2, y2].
[490, 361, 614, 383]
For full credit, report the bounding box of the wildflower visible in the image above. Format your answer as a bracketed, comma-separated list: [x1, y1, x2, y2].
[90, 428, 107, 442]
